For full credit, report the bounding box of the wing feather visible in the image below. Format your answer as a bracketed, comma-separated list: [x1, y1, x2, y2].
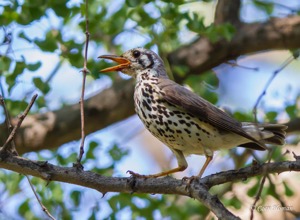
[158, 78, 266, 150]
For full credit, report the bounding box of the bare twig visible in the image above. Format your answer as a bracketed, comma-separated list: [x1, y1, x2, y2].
[0, 94, 55, 220]
[250, 151, 273, 220]
[225, 61, 259, 71]
[45, 60, 63, 84]
[0, 95, 16, 153]
[249, 52, 298, 219]
[25, 175, 56, 220]
[75, 0, 90, 168]
[264, 175, 298, 219]
[0, 94, 38, 153]
[252, 54, 296, 122]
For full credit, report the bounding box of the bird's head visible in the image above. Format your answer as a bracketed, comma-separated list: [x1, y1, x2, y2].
[99, 48, 167, 78]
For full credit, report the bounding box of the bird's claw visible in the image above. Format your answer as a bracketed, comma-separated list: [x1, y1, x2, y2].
[182, 175, 200, 191]
[127, 170, 154, 178]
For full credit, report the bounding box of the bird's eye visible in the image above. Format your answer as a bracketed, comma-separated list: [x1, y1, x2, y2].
[132, 50, 141, 58]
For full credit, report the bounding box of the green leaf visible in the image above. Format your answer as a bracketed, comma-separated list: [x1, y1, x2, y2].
[266, 111, 277, 122]
[129, 7, 157, 27]
[247, 182, 259, 197]
[35, 31, 59, 52]
[162, 0, 184, 5]
[5, 99, 29, 116]
[223, 195, 242, 209]
[0, 56, 11, 72]
[57, 152, 77, 166]
[35, 96, 46, 108]
[173, 65, 189, 77]
[205, 23, 235, 42]
[85, 141, 99, 160]
[285, 105, 297, 118]
[33, 77, 50, 94]
[291, 49, 300, 59]
[266, 182, 277, 198]
[126, 0, 141, 7]
[18, 31, 32, 43]
[253, 0, 274, 15]
[108, 144, 129, 162]
[18, 199, 30, 215]
[27, 61, 42, 71]
[71, 190, 82, 207]
[52, 184, 63, 203]
[52, 1, 69, 17]
[185, 12, 206, 33]
[283, 181, 294, 197]
[6, 61, 26, 92]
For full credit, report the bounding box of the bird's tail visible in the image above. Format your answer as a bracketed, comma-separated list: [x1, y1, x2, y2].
[259, 123, 287, 145]
[239, 123, 287, 150]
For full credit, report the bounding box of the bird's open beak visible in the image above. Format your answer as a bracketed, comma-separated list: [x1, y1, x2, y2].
[98, 55, 131, 72]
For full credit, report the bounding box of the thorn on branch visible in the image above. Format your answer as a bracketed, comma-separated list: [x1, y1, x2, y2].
[282, 149, 290, 156]
[251, 159, 261, 172]
[73, 162, 84, 171]
[292, 152, 300, 161]
[101, 192, 107, 198]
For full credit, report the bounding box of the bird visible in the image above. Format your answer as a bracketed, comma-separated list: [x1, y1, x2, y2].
[99, 47, 287, 179]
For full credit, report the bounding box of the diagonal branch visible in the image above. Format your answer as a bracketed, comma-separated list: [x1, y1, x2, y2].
[1, 94, 37, 153]
[169, 15, 300, 83]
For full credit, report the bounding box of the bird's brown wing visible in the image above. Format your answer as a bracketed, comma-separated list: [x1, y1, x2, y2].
[158, 78, 266, 150]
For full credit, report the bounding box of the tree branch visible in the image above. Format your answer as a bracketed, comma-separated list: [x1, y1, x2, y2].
[8, 79, 135, 154]
[214, 0, 241, 26]
[286, 118, 300, 134]
[169, 15, 300, 83]
[0, 154, 299, 219]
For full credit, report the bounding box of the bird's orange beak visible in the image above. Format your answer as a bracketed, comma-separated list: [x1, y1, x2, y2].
[98, 55, 131, 72]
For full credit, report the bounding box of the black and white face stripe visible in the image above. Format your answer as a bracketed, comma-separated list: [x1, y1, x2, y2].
[137, 53, 154, 69]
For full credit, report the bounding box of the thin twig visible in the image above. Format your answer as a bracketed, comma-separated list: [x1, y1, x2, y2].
[0, 95, 16, 153]
[0, 94, 38, 153]
[45, 60, 63, 84]
[249, 52, 298, 220]
[249, 152, 273, 220]
[25, 175, 56, 220]
[252, 54, 296, 122]
[266, 170, 300, 217]
[225, 61, 259, 71]
[0, 94, 55, 219]
[75, 0, 90, 167]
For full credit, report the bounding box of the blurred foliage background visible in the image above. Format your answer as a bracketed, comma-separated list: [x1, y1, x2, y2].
[0, 0, 300, 219]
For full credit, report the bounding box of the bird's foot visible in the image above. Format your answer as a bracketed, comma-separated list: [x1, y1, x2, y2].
[182, 175, 200, 191]
[127, 170, 156, 178]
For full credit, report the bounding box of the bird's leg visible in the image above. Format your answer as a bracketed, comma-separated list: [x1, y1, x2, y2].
[197, 155, 213, 178]
[127, 150, 187, 178]
[183, 155, 213, 187]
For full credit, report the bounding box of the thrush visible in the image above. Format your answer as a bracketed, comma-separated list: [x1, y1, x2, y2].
[99, 48, 287, 178]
